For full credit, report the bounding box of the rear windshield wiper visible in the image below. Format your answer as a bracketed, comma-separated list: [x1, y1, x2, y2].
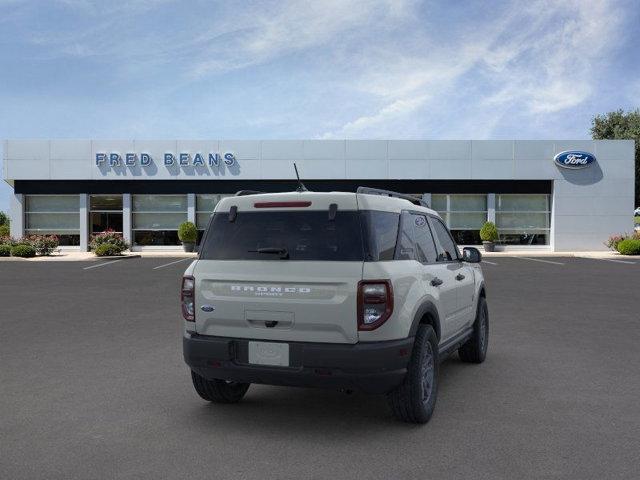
[248, 247, 290, 259]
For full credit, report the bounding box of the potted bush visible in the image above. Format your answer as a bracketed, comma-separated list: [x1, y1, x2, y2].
[178, 221, 198, 252]
[480, 221, 499, 252]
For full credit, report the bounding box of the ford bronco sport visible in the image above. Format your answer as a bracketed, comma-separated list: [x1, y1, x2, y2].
[182, 188, 488, 423]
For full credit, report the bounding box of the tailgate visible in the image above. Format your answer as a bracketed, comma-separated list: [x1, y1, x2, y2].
[193, 260, 362, 344]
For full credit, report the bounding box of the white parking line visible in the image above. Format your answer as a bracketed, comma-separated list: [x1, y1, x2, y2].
[516, 257, 565, 265]
[153, 258, 192, 270]
[83, 259, 123, 270]
[589, 257, 636, 265]
[482, 260, 499, 265]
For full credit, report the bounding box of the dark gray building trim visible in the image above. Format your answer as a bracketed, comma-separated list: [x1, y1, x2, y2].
[14, 179, 553, 195]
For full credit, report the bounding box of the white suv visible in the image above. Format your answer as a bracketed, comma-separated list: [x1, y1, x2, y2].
[182, 188, 488, 423]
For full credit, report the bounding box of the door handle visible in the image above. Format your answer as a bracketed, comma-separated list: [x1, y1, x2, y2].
[430, 277, 443, 287]
[455, 274, 465, 281]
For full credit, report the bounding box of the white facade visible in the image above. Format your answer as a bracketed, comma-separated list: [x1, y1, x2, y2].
[2, 139, 635, 251]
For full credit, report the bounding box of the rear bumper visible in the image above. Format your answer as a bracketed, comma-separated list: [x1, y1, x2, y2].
[183, 332, 413, 394]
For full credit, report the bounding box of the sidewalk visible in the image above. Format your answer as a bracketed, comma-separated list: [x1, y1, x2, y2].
[2, 249, 637, 261]
[0, 251, 198, 262]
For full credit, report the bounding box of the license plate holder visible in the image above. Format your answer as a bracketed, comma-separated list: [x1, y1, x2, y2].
[248, 341, 290, 367]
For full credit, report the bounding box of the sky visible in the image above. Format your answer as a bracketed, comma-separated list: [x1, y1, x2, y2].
[1, 0, 639, 212]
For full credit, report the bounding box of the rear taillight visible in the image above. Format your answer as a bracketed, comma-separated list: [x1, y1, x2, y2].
[357, 280, 393, 331]
[181, 276, 195, 322]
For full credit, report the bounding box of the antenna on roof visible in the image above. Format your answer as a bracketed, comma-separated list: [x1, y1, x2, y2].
[293, 162, 308, 192]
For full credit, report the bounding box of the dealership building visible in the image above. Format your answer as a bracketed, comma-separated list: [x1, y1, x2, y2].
[2, 139, 635, 251]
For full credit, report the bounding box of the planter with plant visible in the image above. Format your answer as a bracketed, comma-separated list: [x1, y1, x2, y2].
[178, 221, 198, 252]
[480, 221, 499, 252]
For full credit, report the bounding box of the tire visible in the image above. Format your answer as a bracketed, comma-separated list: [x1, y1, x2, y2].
[458, 296, 489, 364]
[190, 370, 250, 403]
[387, 325, 439, 424]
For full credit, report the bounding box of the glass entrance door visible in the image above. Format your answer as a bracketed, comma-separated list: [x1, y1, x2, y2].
[90, 195, 123, 234]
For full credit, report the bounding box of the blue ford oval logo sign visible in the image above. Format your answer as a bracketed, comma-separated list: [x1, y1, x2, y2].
[554, 150, 595, 169]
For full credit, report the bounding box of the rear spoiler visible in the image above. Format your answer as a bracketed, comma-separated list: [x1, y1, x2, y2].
[235, 190, 264, 196]
[356, 187, 429, 208]
[233, 187, 430, 209]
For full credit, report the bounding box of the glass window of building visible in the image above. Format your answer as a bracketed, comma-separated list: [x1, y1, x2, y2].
[90, 195, 123, 235]
[196, 194, 231, 229]
[496, 194, 550, 245]
[132, 195, 187, 246]
[196, 194, 232, 243]
[25, 195, 80, 246]
[431, 194, 487, 245]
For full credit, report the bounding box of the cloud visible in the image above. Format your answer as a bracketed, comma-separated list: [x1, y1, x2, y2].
[1, 0, 632, 141]
[481, 0, 622, 114]
[189, 0, 415, 77]
[323, 0, 625, 138]
[320, 94, 429, 139]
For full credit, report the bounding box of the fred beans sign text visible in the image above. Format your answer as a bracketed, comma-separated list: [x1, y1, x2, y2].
[95, 152, 236, 167]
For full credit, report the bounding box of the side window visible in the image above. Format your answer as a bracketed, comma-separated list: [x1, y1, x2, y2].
[395, 212, 416, 260]
[361, 211, 399, 261]
[412, 214, 438, 263]
[431, 217, 460, 262]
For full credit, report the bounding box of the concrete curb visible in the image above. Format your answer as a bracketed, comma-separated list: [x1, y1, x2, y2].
[481, 251, 640, 259]
[87, 254, 142, 261]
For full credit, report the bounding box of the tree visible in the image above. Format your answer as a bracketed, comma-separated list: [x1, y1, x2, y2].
[0, 211, 9, 226]
[590, 109, 640, 206]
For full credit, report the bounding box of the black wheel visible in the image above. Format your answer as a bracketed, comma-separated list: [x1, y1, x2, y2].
[387, 325, 439, 424]
[190, 370, 250, 403]
[458, 296, 489, 364]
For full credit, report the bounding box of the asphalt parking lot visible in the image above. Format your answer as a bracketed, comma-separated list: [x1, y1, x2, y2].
[1, 257, 639, 479]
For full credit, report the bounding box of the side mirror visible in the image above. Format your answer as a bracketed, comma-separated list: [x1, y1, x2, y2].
[462, 247, 482, 263]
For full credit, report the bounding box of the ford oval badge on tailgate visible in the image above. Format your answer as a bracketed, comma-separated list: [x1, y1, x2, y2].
[201, 305, 215, 312]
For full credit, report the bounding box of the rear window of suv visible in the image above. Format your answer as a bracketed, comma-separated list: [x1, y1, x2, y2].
[199, 210, 401, 262]
[199, 210, 365, 261]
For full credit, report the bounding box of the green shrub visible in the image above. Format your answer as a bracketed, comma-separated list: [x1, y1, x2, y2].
[10, 244, 36, 258]
[178, 221, 197, 243]
[616, 238, 640, 255]
[0, 224, 9, 237]
[94, 243, 125, 257]
[0, 211, 9, 226]
[90, 229, 129, 252]
[0, 244, 11, 256]
[479, 222, 499, 242]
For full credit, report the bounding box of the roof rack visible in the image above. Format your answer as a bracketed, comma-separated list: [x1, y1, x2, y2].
[356, 187, 430, 208]
[235, 190, 265, 197]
